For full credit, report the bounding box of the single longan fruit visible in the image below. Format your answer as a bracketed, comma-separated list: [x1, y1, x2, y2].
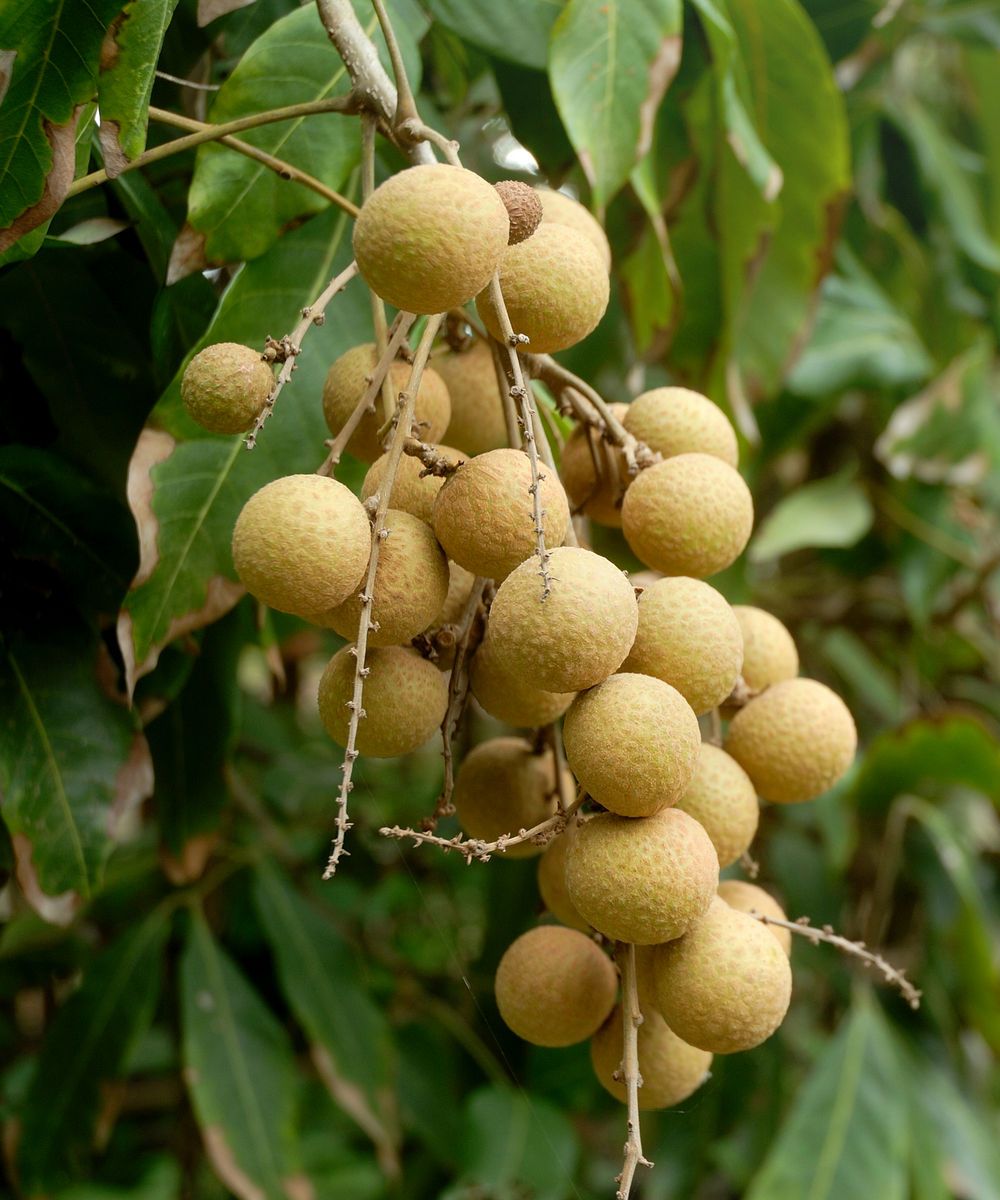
[470, 626, 575, 727]
[536, 188, 612, 270]
[559, 404, 630, 527]
[717, 880, 792, 955]
[623, 387, 738, 467]
[317, 645, 448, 758]
[181, 342, 273, 434]
[487, 546, 639, 693]
[452, 737, 565, 858]
[431, 448, 570, 581]
[537, 826, 590, 932]
[430, 340, 509, 457]
[307, 510, 449, 647]
[591, 1004, 713, 1110]
[429, 560, 479, 629]
[353, 164, 510, 314]
[675, 745, 759, 868]
[475, 224, 610, 354]
[724, 678, 858, 803]
[361, 444, 465, 523]
[494, 180, 543, 245]
[565, 808, 719, 945]
[232, 474, 370, 617]
[622, 454, 753, 578]
[622, 576, 744, 715]
[562, 673, 701, 818]
[653, 897, 792, 1054]
[733, 605, 799, 693]
[322, 344, 451, 464]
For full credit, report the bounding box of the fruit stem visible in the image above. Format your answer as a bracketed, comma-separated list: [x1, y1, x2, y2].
[614, 943, 653, 1200]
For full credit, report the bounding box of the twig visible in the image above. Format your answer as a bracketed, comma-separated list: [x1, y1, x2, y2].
[360, 112, 398, 427]
[749, 912, 922, 1009]
[245, 260, 360, 448]
[323, 314, 444, 877]
[613, 943, 653, 1200]
[370, 0, 419, 127]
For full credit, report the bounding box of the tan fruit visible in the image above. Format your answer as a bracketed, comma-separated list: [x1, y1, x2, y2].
[675, 745, 759, 869]
[565, 808, 719, 944]
[307, 510, 449, 646]
[475, 224, 610, 354]
[724, 678, 857, 803]
[469, 626, 575, 727]
[232, 474, 370, 617]
[317, 644, 448, 758]
[494, 180, 543, 245]
[536, 188, 612, 270]
[622, 576, 743, 715]
[430, 560, 479, 628]
[622, 454, 753, 578]
[361, 443, 465, 523]
[537, 827, 590, 931]
[487, 546, 639, 693]
[322, 344, 451, 464]
[653, 897, 792, 1054]
[431, 448, 570, 581]
[452, 737, 565, 857]
[559, 404, 630, 527]
[733, 605, 799, 692]
[352, 164, 510, 314]
[622, 387, 738, 467]
[562, 674, 700, 818]
[717, 880, 792, 955]
[494, 925, 618, 1047]
[181, 342, 273, 435]
[429, 340, 509, 457]
[591, 1004, 713, 1110]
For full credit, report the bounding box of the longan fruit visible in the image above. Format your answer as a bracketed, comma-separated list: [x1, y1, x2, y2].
[470, 626, 575, 728]
[535, 188, 612, 270]
[537, 826, 590, 932]
[430, 340, 509, 457]
[591, 1004, 713, 1110]
[622, 387, 738, 466]
[361, 443, 465, 523]
[717, 880, 792, 955]
[558, 404, 630, 527]
[732, 605, 799, 693]
[181, 342, 273, 434]
[674, 745, 759, 869]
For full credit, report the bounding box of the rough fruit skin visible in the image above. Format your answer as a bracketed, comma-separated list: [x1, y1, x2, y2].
[475, 224, 610, 354]
[361, 443, 465, 523]
[536, 188, 612, 270]
[675, 745, 759, 868]
[558, 404, 630, 527]
[352, 164, 510, 314]
[231, 474, 370, 617]
[181, 342, 273, 434]
[622, 454, 754, 578]
[717, 880, 792, 955]
[562, 673, 701, 818]
[537, 827, 590, 931]
[429, 341, 509, 457]
[622, 576, 744, 715]
[470, 626, 575, 727]
[591, 1004, 712, 1110]
[494, 180, 543, 245]
[487, 546, 639, 693]
[308, 510, 449, 646]
[494, 925, 617, 1047]
[724, 677, 858, 803]
[452, 737, 563, 858]
[653, 897, 792, 1054]
[622, 387, 738, 467]
[565, 808, 719, 944]
[431, 448, 570, 581]
[733, 605, 799, 692]
[317, 645, 448, 758]
[322, 344, 451, 464]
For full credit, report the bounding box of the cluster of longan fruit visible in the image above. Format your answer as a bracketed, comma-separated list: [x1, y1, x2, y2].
[179, 162, 858, 1116]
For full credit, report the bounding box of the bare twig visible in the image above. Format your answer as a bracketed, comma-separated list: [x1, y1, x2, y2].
[613, 943, 653, 1200]
[370, 0, 419, 127]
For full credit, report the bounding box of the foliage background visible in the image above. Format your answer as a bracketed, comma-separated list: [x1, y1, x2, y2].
[1, 0, 999, 1197]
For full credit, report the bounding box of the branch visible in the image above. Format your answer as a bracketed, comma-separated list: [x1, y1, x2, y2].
[613, 943, 653, 1200]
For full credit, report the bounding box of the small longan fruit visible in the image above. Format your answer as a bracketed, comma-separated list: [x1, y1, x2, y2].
[181, 342, 273, 434]
[622, 387, 738, 466]
[675, 745, 759, 869]
[622, 454, 753, 578]
[231, 474, 370, 617]
[733, 605, 799, 693]
[717, 880, 792, 955]
[361, 444, 465, 523]
[430, 340, 509, 457]
[724, 678, 857, 803]
[470, 626, 575, 728]
[536, 188, 612, 270]
[591, 1004, 713, 1110]
[494, 180, 543, 245]
[494, 925, 617, 1047]
[353, 164, 510, 314]
[559, 405, 630, 527]
[537, 826, 590, 931]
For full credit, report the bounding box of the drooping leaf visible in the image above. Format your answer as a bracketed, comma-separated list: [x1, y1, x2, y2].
[549, 0, 683, 210]
[745, 996, 908, 1200]
[749, 467, 873, 561]
[180, 911, 304, 1200]
[16, 911, 171, 1193]
[97, 0, 182, 172]
[424, 0, 563, 70]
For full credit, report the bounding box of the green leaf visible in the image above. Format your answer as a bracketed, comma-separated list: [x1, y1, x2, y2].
[53, 1158, 182, 1200]
[181, 911, 303, 1200]
[0, 0, 123, 250]
[745, 996, 908, 1200]
[820, 627, 906, 725]
[97, 1, 181, 169]
[549, 0, 683, 210]
[424, 0, 563, 70]
[16, 911, 170, 1193]
[749, 468, 873, 561]
[252, 862, 396, 1146]
[0, 629, 138, 899]
[118, 203, 371, 681]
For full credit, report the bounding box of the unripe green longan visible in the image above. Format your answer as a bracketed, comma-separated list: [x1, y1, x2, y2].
[182, 342, 273, 434]
[591, 1004, 713, 1110]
